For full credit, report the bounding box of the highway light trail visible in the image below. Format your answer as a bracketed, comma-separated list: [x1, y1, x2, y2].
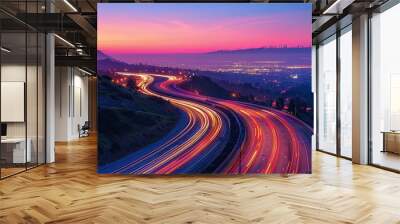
[103, 74, 227, 174]
[98, 73, 312, 174]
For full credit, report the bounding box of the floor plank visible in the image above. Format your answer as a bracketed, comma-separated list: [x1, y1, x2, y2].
[1, 135, 400, 224]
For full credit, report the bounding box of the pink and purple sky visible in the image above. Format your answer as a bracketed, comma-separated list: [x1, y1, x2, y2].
[98, 4, 311, 55]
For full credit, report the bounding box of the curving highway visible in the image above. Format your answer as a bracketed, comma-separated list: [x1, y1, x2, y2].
[98, 73, 312, 174]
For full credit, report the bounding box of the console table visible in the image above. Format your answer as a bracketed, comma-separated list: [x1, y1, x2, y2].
[1, 138, 32, 164]
[382, 131, 400, 154]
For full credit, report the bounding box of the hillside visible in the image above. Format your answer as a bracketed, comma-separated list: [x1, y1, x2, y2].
[178, 76, 230, 99]
[98, 75, 180, 165]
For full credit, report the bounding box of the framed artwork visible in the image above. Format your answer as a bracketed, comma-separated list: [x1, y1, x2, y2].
[97, 3, 313, 174]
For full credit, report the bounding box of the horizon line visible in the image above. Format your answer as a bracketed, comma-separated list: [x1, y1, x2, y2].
[100, 46, 312, 55]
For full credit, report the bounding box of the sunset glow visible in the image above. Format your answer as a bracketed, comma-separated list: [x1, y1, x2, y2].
[98, 4, 313, 174]
[98, 3, 311, 55]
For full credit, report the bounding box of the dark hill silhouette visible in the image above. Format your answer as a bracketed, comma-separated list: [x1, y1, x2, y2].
[98, 75, 180, 166]
[97, 51, 112, 60]
[179, 76, 230, 99]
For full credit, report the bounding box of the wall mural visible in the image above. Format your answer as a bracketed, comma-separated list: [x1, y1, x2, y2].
[97, 3, 313, 174]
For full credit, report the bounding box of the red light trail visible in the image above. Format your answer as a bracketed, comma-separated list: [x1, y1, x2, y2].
[99, 73, 312, 174]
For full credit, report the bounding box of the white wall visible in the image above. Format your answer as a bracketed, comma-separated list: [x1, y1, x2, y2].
[55, 66, 70, 141]
[1, 64, 26, 139]
[1, 65, 41, 138]
[72, 73, 89, 138]
[1, 82, 25, 122]
[1, 64, 26, 81]
[1, 63, 46, 164]
[55, 67, 89, 141]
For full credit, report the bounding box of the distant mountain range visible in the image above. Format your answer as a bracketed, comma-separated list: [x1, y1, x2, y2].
[206, 47, 311, 55]
[98, 51, 114, 60]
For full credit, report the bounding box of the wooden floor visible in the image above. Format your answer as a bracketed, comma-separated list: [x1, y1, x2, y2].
[372, 151, 400, 171]
[1, 167, 26, 178]
[1, 135, 400, 224]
